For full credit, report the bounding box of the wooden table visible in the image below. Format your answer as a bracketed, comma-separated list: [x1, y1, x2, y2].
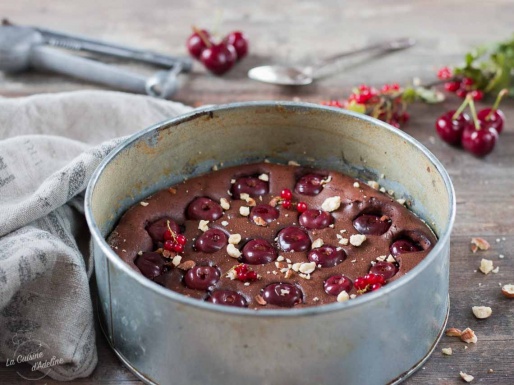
[1, 0, 513, 383]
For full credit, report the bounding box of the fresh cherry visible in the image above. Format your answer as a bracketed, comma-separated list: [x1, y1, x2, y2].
[186, 197, 223, 221]
[224, 31, 248, 60]
[390, 239, 422, 256]
[146, 217, 180, 243]
[353, 214, 391, 235]
[195, 228, 228, 253]
[207, 290, 247, 307]
[369, 261, 398, 280]
[435, 110, 471, 145]
[135, 252, 165, 280]
[277, 227, 311, 252]
[294, 173, 325, 196]
[308, 245, 346, 267]
[261, 283, 303, 307]
[461, 125, 498, 157]
[299, 209, 333, 229]
[242, 239, 277, 264]
[200, 43, 237, 75]
[231, 176, 269, 199]
[324, 275, 353, 296]
[478, 108, 505, 134]
[186, 29, 212, 59]
[251, 204, 279, 224]
[184, 266, 220, 290]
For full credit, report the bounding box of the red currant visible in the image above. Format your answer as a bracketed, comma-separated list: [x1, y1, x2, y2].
[462, 77, 474, 88]
[354, 277, 369, 291]
[282, 200, 292, 209]
[296, 202, 308, 213]
[370, 283, 382, 291]
[163, 240, 175, 251]
[455, 88, 467, 98]
[176, 234, 187, 245]
[172, 243, 185, 253]
[321, 100, 344, 108]
[280, 189, 293, 200]
[470, 90, 484, 101]
[444, 81, 461, 92]
[437, 67, 453, 80]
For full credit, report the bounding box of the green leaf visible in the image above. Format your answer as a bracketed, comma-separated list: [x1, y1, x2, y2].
[414, 87, 445, 103]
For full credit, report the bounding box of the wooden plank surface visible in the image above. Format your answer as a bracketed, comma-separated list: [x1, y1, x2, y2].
[1, 0, 513, 384]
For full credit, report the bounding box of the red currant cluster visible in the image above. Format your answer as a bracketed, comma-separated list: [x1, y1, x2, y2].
[322, 84, 410, 128]
[186, 27, 248, 75]
[353, 273, 386, 294]
[437, 67, 484, 100]
[279, 188, 308, 213]
[234, 264, 258, 282]
[435, 90, 507, 157]
[163, 221, 187, 253]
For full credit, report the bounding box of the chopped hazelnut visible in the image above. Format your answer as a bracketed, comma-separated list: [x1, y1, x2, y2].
[336, 291, 350, 302]
[288, 160, 300, 166]
[220, 198, 230, 210]
[177, 260, 195, 270]
[227, 244, 242, 259]
[353, 182, 360, 188]
[321, 196, 341, 212]
[471, 237, 490, 253]
[140, 201, 149, 206]
[221, 220, 229, 227]
[445, 328, 463, 337]
[472, 306, 492, 319]
[255, 294, 267, 306]
[312, 238, 324, 249]
[460, 371, 474, 383]
[479, 258, 494, 274]
[258, 173, 269, 181]
[228, 234, 242, 245]
[254, 216, 268, 227]
[198, 220, 209, 232]
[239, 206, 250, 216]
[350, 234, 366, 247]
[441, 347, 452, 356]
[367, 180, 380, 190]
[501, 284, 514, 298]
[171, 255, 182, 266]
[460, 328, 477, 344]
[299, 262, 316, 274]
[339, 238, 349, 245]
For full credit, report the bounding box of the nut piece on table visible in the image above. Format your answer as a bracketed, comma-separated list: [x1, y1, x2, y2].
[460, 371, 474, 383]
[501, 284, 514, 298]
[460, 328, 478, 344]
[479, 258, 494, 274]
[441, 347, 453, 356]
[471, 237, 490, 253]
[445, 328, 463, 337]
[472, 306, 492, 319]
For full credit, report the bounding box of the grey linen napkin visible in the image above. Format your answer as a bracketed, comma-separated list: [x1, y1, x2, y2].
[0, 91, 192, 380]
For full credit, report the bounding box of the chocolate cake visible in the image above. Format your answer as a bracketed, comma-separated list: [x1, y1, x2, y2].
[107, 162, 436, 310]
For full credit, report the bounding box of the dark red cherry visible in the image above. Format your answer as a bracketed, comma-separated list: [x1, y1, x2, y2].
[242, 239, 277, 264]
[308, 245, 346, 267]
[207, 290, 247, 307]
[224, 31, 248, 60]
[186, 197, 223, 221]
[231, 176, 269, 199]
[184, 266, 220, 290]
[200, 43, 237, 75]
[299, 209, 333, 229]
[461, 125, 498, 157]
[146, 217, 180, 243]
[353, 214, 391, 235]
[294, 173, 325, 196]
[435, 110, 471, 145]
[195, 228, 228, 253]
[277, 227, 311, 252]
[262, 283, 303, 307]
[369, 261, 398, 280]
[135, 252, 165, 279]
[390, 239, 422, 256]
[251, 204, 279, 224]
[186, 29, 212, 59]
[477, 108, 505, 135]
[324, 275, 353, 296]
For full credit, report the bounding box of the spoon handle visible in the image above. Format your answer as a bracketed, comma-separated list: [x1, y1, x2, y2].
[314, 37, 415, 70]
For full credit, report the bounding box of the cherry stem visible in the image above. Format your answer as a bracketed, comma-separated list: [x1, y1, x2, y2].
[486, 88, 509, 120]
[452, 96, 471, 121]
[192, 26, 211, 48]
[467, 96, 481, 130]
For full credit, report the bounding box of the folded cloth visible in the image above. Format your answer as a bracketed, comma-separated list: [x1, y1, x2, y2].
[0, 91, 192, 380]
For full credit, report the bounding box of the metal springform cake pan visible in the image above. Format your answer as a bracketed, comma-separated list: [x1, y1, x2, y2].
[85, 101, 456, 385]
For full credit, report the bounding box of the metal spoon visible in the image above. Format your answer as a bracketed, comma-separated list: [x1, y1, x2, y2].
[248, 37, 416, 86]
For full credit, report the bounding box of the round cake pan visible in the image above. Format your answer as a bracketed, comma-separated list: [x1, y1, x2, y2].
[85, 102, 455, 385]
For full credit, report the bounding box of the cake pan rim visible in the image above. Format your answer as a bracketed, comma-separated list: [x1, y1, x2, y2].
[85, 100, 456, 317]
